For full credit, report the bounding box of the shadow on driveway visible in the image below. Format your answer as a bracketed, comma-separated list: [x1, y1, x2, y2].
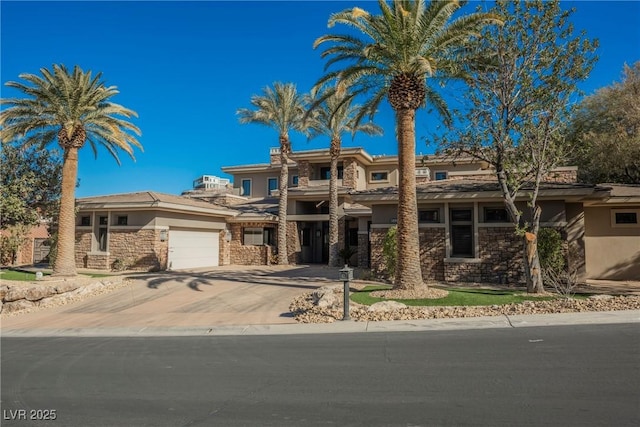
[127, 265, 342, 292]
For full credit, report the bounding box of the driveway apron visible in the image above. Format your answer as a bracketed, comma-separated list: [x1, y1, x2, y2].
[1, 265, 339, 331]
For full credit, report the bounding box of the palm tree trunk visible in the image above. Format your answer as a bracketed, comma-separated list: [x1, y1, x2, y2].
[328, 144, 340, 267]
[395, 108, 424, 290]
[277, 147, 289, 265]
[53, 147, 78, 276]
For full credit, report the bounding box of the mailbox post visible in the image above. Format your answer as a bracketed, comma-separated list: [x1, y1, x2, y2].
[339, 265, 353, 321]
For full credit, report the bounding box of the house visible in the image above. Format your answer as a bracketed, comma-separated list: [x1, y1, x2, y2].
[74, 191, 237, 271]
[69, 147, 639, 284]
[0, 222, 51, 266]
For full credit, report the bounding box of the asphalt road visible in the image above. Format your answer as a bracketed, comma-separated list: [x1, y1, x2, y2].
[2, 323, 639, 427]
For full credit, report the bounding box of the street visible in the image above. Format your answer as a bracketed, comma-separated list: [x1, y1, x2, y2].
[1, 323, 638, 426]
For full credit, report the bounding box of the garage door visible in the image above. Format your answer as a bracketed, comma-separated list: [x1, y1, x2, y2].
[168, 230, 219, 270]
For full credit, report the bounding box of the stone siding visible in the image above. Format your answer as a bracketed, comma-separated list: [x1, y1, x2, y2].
[544, 169, 578, 183]
[476, 227, 524, 284]
[297, 160, 310, 187]
[342, 157, 358, 189]
[229, 222, 276, 265]
[357, 232, 369, 268]
[108, 229, 165, 271]
[219, 228, 231, 265]
[419, 228, 446, 281]
[75, 231, 93, 268]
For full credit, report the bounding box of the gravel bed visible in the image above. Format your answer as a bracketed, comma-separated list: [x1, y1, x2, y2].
[290, 285, 640, 323]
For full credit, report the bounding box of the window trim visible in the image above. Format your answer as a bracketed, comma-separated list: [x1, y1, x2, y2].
[369, 170, 389, 183]
[611, 209, 640, 228]
[241, 178, 252, 197]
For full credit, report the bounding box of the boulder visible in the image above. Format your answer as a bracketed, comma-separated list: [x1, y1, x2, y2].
[2, 299, 35, 314]
[368, 300, 407, 312]
[312, 285, 342, 305]
[0, 285, 9, 301]
[24, 285, 56, 301]
[55, 281, 81, 293]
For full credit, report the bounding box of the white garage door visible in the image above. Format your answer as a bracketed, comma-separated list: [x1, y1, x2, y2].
[168, 229, 219, 270]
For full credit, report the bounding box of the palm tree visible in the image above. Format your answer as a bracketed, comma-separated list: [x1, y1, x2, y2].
[314, 0, 500, 290]
[237, 82, 309, 265]
[1, 64, 142, 277]
[308, 86, 382, 267]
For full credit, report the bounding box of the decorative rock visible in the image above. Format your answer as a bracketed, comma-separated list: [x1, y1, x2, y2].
[368, 300, 407, 312]
[24, 285, 56, 301]
[3, 287, 30, 302]
[0, 285, 9, 300]
[2, 299, 35, 314]
[588, 294, 614, 300]
[312, 285, 342, 304]
[55, 282, 81, 294]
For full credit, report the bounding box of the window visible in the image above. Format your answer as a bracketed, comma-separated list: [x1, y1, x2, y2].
[348, 229, 359, 247]
[268, 177, 278, 195]
[484, 207, 509, 223]
[98, 216, 108, 252]
[434, 171, 448, 181]
[612, 209, 639, 228]
[243, 228, 263, 245]
[419, 209, 439, 223]
[243, 227, 275, 246]
[117, 215, 128, 225]
[241, 179, 252, 197]
[370, 171, 388, 182]
[291, 175, 299, 186]
[450, 208, 473, 257]
[80, 216, 91, 226]
[320, 166, 343, 180]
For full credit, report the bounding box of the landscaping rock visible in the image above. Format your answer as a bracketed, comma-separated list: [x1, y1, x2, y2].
[24, 285, 56, 301]
[55, 282, 81, 294]
[368, 301, 407, 312]
[0, 285, 9, 300]
[3, 299, 35, 314]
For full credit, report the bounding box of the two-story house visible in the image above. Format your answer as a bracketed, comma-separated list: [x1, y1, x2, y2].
[70, 146, 638, 284]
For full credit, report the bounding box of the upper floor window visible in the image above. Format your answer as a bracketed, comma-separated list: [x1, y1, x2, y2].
[117, 215, 128, 226]
[80, 216, 91, 226]
[370, 171, 389, 182]
[434, 171, 448, 181]
[291, 175, 299, 186]
[241, 179, 252, 197]
[484, 207, 509, 223]
[320, 166, 343, 180]
[268, 177, 278, 195]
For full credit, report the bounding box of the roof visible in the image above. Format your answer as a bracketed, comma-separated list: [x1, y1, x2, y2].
[227, 197, 279, 222]
[584, 183, 640, 205]
[349, 179, 606, 203]
[76, 191, 238, 217]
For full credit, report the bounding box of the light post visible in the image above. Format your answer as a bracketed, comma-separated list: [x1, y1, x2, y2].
[339, 264, 353, 321]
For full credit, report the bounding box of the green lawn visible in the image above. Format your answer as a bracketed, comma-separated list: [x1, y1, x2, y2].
[0, 268, 111, 281]
[351, 285, 559, 307]
[0, 269, 49, 282]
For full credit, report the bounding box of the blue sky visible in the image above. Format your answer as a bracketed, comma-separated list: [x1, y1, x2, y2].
[2, 0, 639, 197]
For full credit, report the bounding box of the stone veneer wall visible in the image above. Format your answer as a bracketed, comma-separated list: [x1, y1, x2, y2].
[545, 169, 578, 183]
[342, 157, 358, 189]
[219, 228, 231, 266]
[357, 232, 369, 268]
[74, 229, 167, 271]
[229, 222, 276, 265]
[287, 221, 301, 264]
[297, 160, 310, 187]
[419, 228, 446, 281]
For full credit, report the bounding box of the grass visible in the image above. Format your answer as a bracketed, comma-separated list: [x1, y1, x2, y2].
[0, 268, 113, 282]
[0, 269, 49, 282]
[351, 285, 559, 307]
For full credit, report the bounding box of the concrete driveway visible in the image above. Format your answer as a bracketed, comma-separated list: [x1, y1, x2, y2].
[1, 265, 341, 332]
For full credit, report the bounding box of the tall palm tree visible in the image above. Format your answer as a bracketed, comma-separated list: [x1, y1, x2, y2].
[314, 0, 500, 290]
[1, 64, 142, 277]
[308, 86, 383, 267]
[237, 82, 308, 265]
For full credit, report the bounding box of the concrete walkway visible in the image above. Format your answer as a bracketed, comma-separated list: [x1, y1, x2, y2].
[2, 264, 639, 337]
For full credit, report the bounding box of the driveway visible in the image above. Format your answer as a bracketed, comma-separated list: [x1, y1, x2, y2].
[1, 265, 341, 332]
